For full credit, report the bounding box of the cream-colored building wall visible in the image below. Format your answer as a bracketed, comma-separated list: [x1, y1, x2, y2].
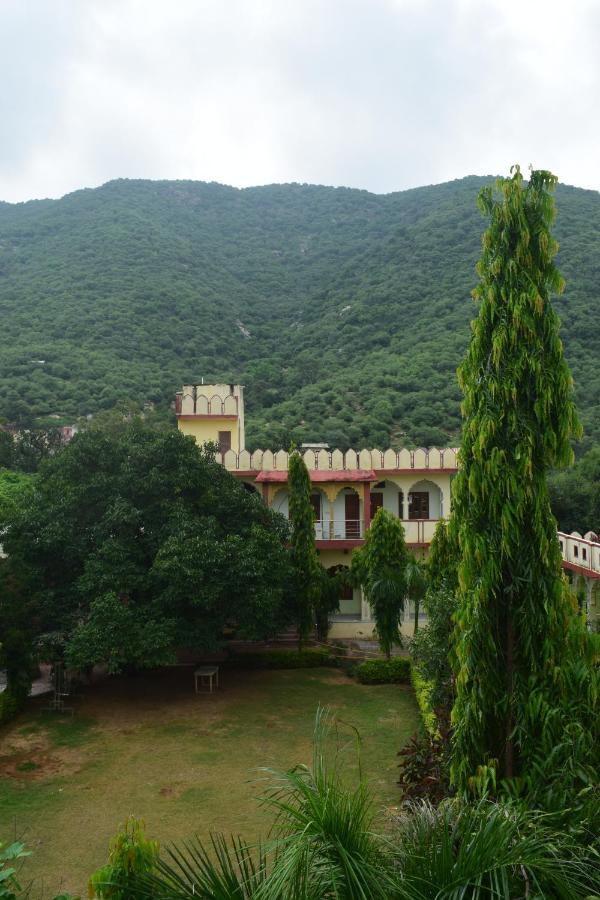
[178, 417, 241, 452]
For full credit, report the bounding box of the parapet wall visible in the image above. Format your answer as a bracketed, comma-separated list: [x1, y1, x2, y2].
[215, 446, 459, 471]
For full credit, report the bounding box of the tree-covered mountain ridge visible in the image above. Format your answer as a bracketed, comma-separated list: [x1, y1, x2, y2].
[0, 175, 598, 450]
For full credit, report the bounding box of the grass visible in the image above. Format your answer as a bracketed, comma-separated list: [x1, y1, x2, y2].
[0, 666, 419, 899]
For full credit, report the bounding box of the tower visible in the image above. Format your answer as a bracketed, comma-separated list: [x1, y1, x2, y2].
[175, 383, 245, 454]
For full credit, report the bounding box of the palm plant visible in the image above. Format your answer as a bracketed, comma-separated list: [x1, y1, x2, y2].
[134, 833, 271, 899]
[255, 709, 397, 900]
[391, 797, 598, 899]
[121, 709, 599, 899]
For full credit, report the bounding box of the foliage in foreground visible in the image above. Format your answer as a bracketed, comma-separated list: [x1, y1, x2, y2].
[0, 841, 30, 900]
[85, 710, 599, 899]
[89, 817, 159, 899]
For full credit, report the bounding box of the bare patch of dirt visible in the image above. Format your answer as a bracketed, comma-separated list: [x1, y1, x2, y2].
[0, 751, 60, 780]
[0, 715, 91, 781]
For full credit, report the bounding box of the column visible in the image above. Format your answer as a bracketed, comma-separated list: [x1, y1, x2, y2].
[360, 587, 371, 622]
[363, 482, 371, 535]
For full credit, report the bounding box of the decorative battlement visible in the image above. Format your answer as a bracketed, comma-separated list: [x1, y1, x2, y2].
[176, 383, 246, 453]
[175, 383, 243, 418]
[214, 446, 459, 472]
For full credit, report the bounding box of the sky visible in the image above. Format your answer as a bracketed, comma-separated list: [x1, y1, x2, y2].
[1, 0, 599, 203]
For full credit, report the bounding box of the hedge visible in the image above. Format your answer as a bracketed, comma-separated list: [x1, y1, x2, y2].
[355, 657, 411, 684]
[229, 649, 336, 669]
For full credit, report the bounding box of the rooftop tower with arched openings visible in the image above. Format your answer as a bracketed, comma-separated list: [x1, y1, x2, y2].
[175, 383, 245, 455]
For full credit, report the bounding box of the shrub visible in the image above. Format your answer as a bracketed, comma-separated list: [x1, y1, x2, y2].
[355, 656, 411, 684]
[398, 731, 450, 803]
[229, 648, 335, 669]
[0, 677, 29, 726]
[410, 664, 438, 736]
[88, 817, 158, 899]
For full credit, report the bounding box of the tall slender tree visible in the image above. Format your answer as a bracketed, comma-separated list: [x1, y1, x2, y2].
[287, 450, 320, 649]
[450, 167, 582, 788]
[352, 508, 409, 657]
[405, 555, 427, 635]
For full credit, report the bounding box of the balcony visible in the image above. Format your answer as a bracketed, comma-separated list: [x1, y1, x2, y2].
[315, 519, 364, 541]
[313, 518, 439, 543]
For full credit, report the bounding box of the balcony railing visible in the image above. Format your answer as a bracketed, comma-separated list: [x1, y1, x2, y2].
[313, 518, 440, 542]
[315, 519, 364, 540]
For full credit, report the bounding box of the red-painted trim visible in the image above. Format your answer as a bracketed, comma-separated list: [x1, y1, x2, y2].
[254, 469, 376, 483]
[317, 540, 364, 550]
[177, 414, 238, 420]
[226, 467, 456, 476]
[562, 561, 600, 580]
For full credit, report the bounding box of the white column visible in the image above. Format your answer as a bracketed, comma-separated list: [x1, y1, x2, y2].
[360, 588, 371, 622]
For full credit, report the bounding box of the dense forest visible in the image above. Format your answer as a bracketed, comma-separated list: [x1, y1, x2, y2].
[0, 176, 598, 450]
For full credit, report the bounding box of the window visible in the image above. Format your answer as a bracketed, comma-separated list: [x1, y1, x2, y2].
[310, 493, 322, 522]
[574, 546, 579, 558]
[409, 491, 429, 520]
[218, 431, 232, 453]
[370, 492, 383, 518]
[582, 548, 587, 561]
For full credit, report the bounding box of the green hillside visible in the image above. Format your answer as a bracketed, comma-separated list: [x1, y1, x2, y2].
[0, 176, 598, 449]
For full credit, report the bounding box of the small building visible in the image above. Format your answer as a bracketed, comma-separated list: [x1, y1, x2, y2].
[177, 383, 457, 639]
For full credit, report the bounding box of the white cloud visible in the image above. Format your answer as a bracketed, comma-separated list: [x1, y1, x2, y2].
[0, 0, 598, 201]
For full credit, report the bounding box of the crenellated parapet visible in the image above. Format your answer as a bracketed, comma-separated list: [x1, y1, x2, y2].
[215, 446, 459, 472]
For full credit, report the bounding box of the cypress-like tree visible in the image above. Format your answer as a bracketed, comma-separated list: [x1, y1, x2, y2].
[288, 450, 320, 649]
[450, 167, 582, 788]
[352, 508, 409, 657]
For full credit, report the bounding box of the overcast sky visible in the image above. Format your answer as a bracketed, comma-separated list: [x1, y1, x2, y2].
[1, 0, 599, 203]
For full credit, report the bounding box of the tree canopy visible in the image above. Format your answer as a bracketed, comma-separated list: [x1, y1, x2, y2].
[1, 424, 292, 672]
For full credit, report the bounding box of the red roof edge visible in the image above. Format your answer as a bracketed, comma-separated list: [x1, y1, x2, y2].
[255, 469, 376, 483]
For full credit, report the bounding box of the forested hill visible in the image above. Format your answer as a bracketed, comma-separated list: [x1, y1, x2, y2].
[0, 176, 599, 449]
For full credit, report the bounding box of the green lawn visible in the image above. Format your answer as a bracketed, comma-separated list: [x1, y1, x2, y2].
[0, 666, 419, 899]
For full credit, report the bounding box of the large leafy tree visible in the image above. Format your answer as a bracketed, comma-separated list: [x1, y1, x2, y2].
[287, 450, 321, 648]
[352, 508, 409, 657]
[2, 424, 292, 672]
[450, 167, 582, 788]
